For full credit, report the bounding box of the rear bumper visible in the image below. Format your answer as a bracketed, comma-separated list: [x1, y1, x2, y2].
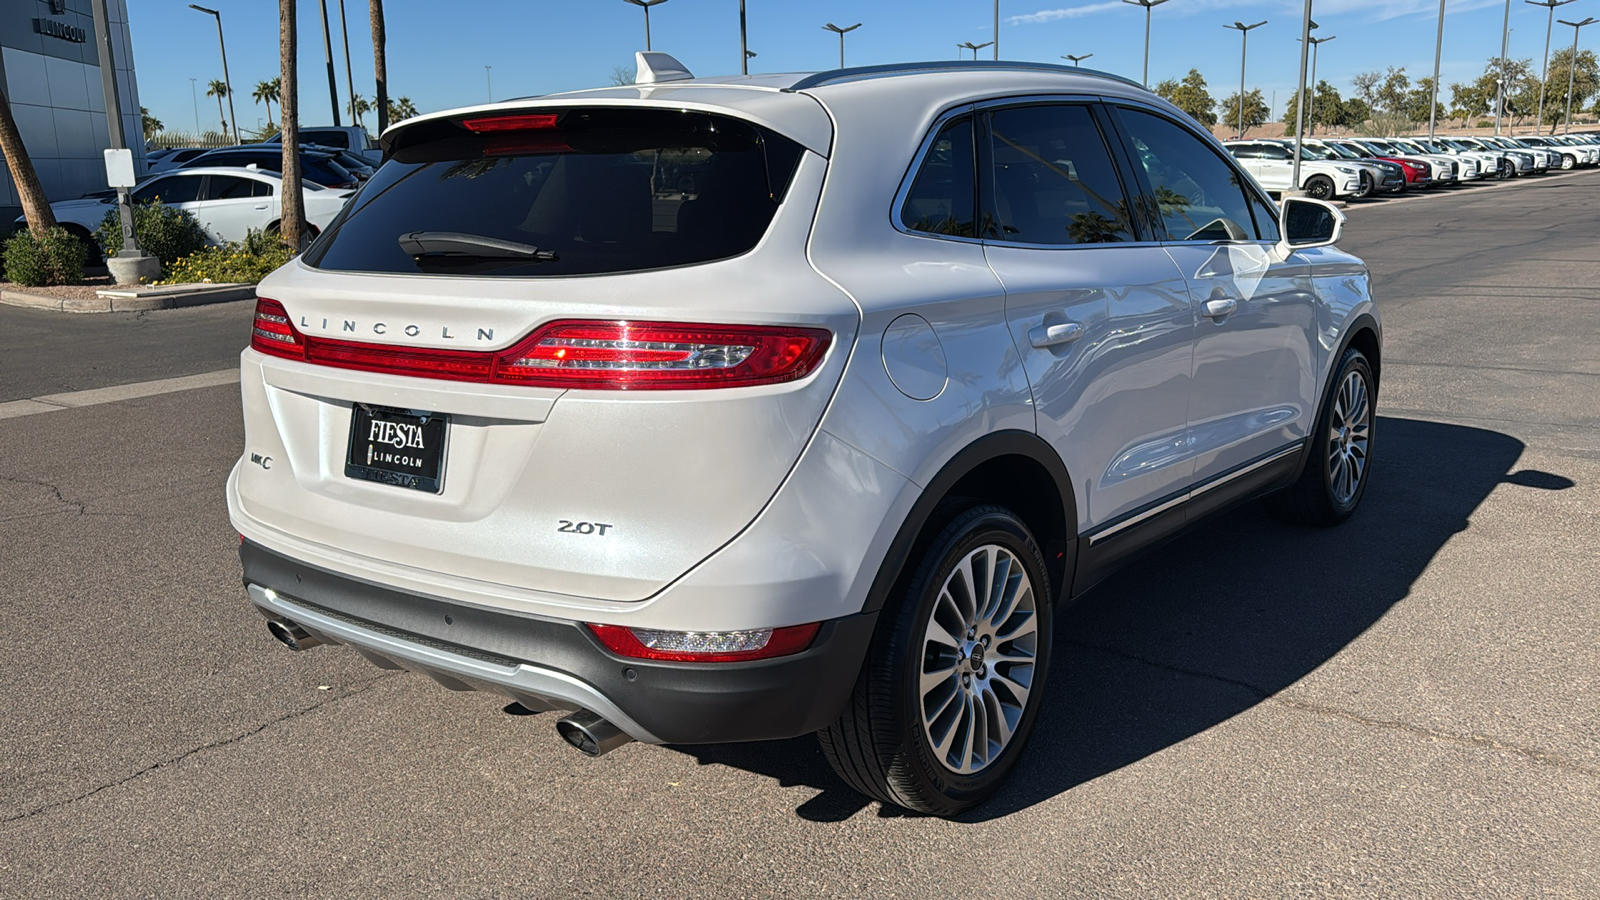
[241, 539, 878, 745]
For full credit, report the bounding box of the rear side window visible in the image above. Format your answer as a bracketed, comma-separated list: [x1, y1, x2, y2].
[306, 108, 806, 277]
[303, 130, 352, 149]
[131, 174, 202, 204]
[983, 104, 1135, 245]
[204, 175, 271, 199]
[900, 116, 975, 237]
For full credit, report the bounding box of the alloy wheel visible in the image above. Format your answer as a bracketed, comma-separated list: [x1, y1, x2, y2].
[918, 543, 1039, 775]
[1327, 369, 1372, 506]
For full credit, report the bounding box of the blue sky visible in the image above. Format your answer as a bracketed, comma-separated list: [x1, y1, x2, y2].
[131, 0, 1579, 134]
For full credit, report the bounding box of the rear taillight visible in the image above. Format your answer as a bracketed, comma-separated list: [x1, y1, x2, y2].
[248, 302, 830, 391]
[586, 622, 821, 663]
[251, 298, 304, 360]
[493, 321, 831, 390]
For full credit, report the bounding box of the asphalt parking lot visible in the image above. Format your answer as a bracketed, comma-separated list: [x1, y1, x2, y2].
[2, 170, 1597, 897]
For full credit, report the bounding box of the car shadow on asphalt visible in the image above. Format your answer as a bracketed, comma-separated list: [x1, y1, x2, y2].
[670, 416, 1571, 822]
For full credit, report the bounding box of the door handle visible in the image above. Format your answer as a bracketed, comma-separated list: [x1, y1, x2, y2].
[253, 204, 269, 210]
[1028, 321, 1086, 349]
[1202, 297, 1238, 320]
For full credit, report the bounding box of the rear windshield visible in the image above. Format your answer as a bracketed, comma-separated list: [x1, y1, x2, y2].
[304, 107, 805, 278]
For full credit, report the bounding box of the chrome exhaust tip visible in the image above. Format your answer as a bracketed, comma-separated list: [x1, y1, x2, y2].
[267, 618, 324, 652]
[556, 710, 634, 757]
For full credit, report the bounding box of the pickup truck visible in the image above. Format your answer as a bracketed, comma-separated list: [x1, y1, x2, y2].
[266, 125, 381, 165]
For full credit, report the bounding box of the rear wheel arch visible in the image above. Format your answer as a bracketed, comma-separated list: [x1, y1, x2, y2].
[862, 432, 1077, 616]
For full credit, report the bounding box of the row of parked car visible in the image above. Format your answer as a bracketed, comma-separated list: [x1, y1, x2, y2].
[1221, 133, 1600, 200]
[21, 140, 376, 256]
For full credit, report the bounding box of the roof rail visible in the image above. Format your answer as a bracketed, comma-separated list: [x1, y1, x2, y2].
[785, 60, 1143, 93]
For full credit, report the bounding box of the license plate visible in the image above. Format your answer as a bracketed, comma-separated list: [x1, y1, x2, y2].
[345, 404, 449, 493]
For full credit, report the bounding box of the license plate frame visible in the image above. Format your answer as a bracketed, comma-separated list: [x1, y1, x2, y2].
[344, 404, 449, 494]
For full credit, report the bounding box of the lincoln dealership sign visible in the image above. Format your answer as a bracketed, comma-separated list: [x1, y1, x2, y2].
[33, 18, 88, 43]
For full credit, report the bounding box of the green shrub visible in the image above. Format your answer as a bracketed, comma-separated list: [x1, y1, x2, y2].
[156, 228, 295, 286]
[96, 200, 208, 265]
[3, 226, 88, 287]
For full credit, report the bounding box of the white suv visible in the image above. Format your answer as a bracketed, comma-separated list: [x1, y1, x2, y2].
[230, 55, 1381, 815]
[1222, 139, 1366, 199]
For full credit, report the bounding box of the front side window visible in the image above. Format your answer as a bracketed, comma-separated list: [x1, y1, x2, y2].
[1114, 107, 1262, 243]
[306, 107, 805, 277]
[900, 116, 975, 237]
[982, 104, 1134, 245]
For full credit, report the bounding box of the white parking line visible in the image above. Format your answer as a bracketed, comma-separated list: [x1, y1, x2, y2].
[0, 369, 239, 421]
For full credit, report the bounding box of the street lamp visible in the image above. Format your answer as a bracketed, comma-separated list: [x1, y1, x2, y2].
[623, 0, 669, 52]
[1290, 0, 1314, 192]
[484, 66, 493, 103]
[1528, 0, 1578, 135]
[1062, 53, 1094, 66]
[1558, 16, 1598, 134]
[993, 0, 1001, 60]
[822, 22, 862, 68]
[187, 5, 238, 144]
[1429, 0, 1447, 140]
[1121, 0, 1171, 88]
[189, 77, 199, 133]
[962, 41, 994, 60]
[740, 0, 749, 75]
[316, 0, 341, 125]
[1306, 34, 1336, 135]
[1494, 0, 1513, 134]
[1224, 21, 1266, 139]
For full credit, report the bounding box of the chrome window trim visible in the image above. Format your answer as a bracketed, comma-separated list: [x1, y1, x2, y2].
[1085, 442, 1302, 546]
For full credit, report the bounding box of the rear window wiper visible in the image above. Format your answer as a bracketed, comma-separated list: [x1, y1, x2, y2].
[398, 231, 558, 261]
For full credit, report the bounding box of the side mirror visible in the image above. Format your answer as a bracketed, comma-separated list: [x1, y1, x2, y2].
[1278, 196, 1344, 253]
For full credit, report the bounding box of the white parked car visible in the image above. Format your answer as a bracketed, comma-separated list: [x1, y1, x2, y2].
[231, 55, 1379, 816]
[1408, 137, 1502, 180]
[1388, 138, 1483, 181]
[19, 167, 353, 254]
[1222, 139, 1366, 199]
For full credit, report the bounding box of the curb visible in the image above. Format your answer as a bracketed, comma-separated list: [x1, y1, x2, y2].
[0, 283, 255, 313]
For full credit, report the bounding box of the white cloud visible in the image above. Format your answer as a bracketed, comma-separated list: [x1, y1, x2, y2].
[1007, 2, 1126, 24]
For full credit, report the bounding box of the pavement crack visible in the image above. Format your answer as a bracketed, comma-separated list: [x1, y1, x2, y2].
[0, 474, 84, 518]
[1068, 640, 1600, 781]
[0, 673, 396, 828]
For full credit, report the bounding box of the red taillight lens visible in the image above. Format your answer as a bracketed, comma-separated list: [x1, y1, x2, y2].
[494, 321, 831, 390]
[249, 310, 830, 391]
[460, 113, 560, 133]
[586, 622, 821, 663]
[250, 298, 305, 360]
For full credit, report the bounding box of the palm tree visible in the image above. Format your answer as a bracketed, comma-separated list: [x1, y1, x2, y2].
[348, 93, 372, 122]
[252, 78, 281, 129]
[387, 96, 418, 123]
[141, 107, 163, 141]
[0, 85, 56, 235]
[206, 78, 232, 138]
[370, 0, 389, 133]
[279, 0, 305, 250]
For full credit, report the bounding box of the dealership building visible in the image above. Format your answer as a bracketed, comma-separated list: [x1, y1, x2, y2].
[1, 0, 145, 223]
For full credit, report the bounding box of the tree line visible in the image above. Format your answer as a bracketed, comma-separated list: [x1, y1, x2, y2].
[1155, 51, 1599, 135]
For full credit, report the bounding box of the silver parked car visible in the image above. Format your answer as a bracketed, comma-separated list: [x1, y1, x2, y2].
[230, 55, 1381, 815]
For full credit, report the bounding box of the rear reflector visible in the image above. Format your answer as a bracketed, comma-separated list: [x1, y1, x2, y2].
[250, 300, 830, 390]
[586, 622, 821, 663]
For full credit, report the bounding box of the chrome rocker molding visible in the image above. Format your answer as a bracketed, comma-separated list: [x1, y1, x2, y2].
[1085, 441, 1305, 547]
[246, 583, 665, 744]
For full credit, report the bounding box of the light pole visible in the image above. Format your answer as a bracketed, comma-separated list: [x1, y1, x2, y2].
[994, 0, 1001, 59]
[1494, 0, 1512, 134]
[1429, 0, 1447, 140]
[188, 5, 239, 143]
[1558, 17, 1598, 133]
[1306, 34, 1335, 135]
[823, 22, 862, 68]
[1528, 0, 1578, 135]
[623, 0, 669, 52]
[338, 0, 359, 128]
[740, 0, 749, 74]
[315, 0, 340, 125]
[1062, 53, 1094, 66]
[962, 41, 994, 60]
[1122, 0, 1171, 88]
[1290, 0, 1313, 192]
[484, 66, 493, 103]
[1224, 21, 1266, 139]
[189, 77, 199, 133]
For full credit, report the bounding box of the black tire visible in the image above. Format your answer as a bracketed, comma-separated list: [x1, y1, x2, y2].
[1354, 171, 1373, 199]
[1269, 348, 1375, 526]
[1496, 158, 1513, 180]
[1560, 154, 1576, 171]
[817, 504, 1053, 816]
[1305, 174, 1335, 200]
